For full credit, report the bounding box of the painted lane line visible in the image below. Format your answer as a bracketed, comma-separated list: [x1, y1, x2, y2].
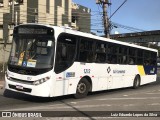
[3, 104, 113, 111]
[97, 97, 160, 101]
[146, 92, 160, 94]
[4, 101, 160, 111]
[123, 95, 129, 97]
[3, 103, 64, 111]
[148, 103, 160, 106]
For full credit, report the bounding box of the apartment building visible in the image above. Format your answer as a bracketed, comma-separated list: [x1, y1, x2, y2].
[0, 0, 91, 42]
[72, 2, 91, 33]
[0, 0, 91, 63]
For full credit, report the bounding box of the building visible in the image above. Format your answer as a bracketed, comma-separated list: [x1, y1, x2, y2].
[71, 2, 91, 33]
[0, 0, 91, 63]
[111, 30, 160, 43]
[0, 0, 91, 43]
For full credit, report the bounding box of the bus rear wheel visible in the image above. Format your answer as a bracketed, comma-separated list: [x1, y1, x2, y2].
[133, 75, 140, 89]
[74, 78, 90, 99]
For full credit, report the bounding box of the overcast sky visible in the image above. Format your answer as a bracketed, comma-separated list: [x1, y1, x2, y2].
[73, 0, 160, 35]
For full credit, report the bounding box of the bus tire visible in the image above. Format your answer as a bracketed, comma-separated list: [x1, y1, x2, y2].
[133, 75, 140, 89]
[74, 78, 90, 99]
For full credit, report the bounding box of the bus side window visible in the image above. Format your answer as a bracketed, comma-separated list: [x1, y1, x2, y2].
[61, 44, 67, 58]
[55, 33, 77, 74]
[78, 38, 94, 63]
[87, 52, 94, 62]
[122, 55, 127, 64]
[144, 60, 150, 65]
[129, 58, 134, 65]
[95, 42, 107, 63]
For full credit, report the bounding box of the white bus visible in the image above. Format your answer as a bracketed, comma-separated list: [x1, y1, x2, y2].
[5, 24, 158, 98]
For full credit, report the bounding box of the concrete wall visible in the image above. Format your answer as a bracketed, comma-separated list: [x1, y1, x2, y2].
[46, 0, 55, 25]
[72, 3, 91, 33]
[0, 28, 2, 41]
[0, 0, 9, 42]
[0, 43, 11, 63]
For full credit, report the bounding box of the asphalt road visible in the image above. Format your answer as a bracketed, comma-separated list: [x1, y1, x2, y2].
[0, 77, 160, 120]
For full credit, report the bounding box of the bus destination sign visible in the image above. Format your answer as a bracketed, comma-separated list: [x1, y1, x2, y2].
[18, 27, 48, 34]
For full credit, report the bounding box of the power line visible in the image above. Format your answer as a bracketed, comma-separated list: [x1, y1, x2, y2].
[0, 1, 146, 34]
[109, 0, 127, 20]
[111, 22, 146, 32]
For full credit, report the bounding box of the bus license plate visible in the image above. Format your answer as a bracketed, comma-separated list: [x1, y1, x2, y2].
[16, 85, 23, 90]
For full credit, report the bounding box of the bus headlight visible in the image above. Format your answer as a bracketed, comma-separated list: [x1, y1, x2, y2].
[33, 76, 50, 86]
[6, 72, 11, 80]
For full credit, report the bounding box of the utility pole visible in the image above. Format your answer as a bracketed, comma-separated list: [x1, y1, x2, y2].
[12, 0, 15, 24]
[96, 0, 110, 38]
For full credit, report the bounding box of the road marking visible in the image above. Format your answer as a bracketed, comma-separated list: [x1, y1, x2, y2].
[3, 100, 160, 111]
[4, 95, 160, 111]
[97, 97, 160, 101]
[123, 95, 128, 97]
[146, 92, 160, 94]
[70, 90, 158, 104]
[126, 90, 157, 96]
[148, 103, 160, 106]
[3, 104, 113, 111]
[123, 104, 135, 107]
[2, 103, 64, 111]
[70, 102, 77, 104]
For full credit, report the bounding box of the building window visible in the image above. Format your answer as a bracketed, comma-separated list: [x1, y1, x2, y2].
[72, 16, 77, 23]
[46, 0, 50, 13]
[0, 1, 3, 7]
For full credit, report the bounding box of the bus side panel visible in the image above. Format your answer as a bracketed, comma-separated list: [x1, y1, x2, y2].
[54, 72, 69, 97]
[137, 65, 157, 85]
[93, 64, 109, 91]
[140, 75, 157, 85]
[54, 63, 84, 96]
[65, 63, 104, 94]
[54, 79, 69, 97]
[123, 76, 135, 87]
[108, 65, 138, 89]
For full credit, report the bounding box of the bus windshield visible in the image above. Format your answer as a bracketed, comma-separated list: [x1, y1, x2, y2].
[8, 35, 55, 69]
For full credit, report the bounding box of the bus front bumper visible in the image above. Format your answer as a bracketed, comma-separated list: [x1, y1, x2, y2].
[5, 77, 52, 97]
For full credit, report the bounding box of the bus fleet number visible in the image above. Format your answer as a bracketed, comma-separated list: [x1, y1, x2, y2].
[84, 69, 91, 74]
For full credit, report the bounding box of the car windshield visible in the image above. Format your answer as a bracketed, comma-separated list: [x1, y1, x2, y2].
[8, 36, 55, 69]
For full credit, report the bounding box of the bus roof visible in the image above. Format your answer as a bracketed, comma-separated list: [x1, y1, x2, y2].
[16, 23, 158, 53]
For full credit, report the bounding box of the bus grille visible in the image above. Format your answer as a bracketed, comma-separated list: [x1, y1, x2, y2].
[8, 84, 32, 93]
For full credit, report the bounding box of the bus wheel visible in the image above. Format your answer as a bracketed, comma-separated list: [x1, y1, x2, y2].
[133, 75, 140, 89]
[74, 78, 90, 99]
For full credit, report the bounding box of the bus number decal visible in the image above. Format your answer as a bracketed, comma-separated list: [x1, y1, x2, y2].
[84, 69, 91, 74]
